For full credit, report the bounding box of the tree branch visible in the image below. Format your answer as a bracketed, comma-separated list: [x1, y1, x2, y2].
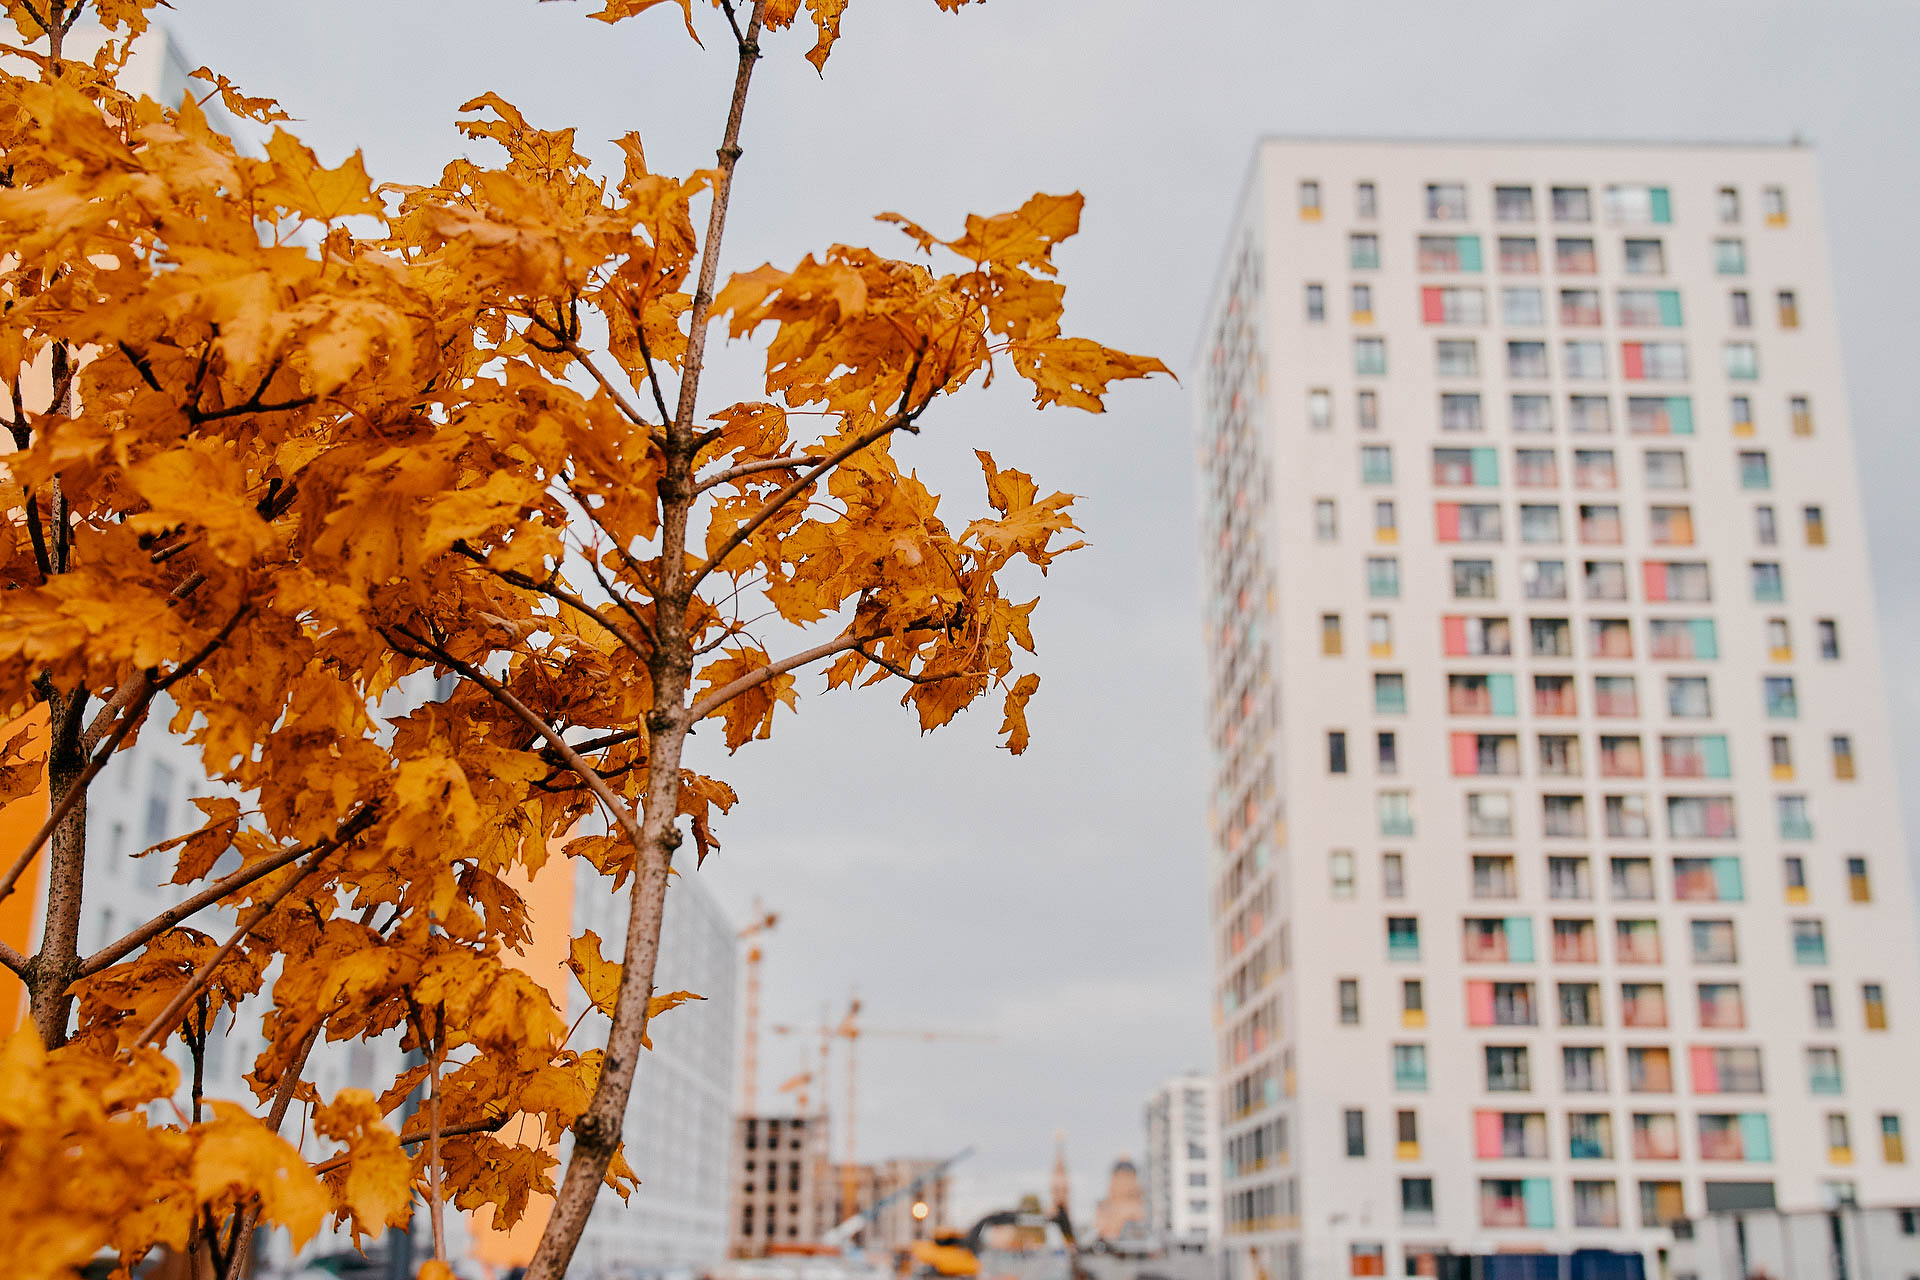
[306, 1115, 507, 1178]
[80, 805, 379, 977]
[0, 937, 25, 977]
[451, 541, 652, 660]
[0, 603, 250, 908]
[132, 838, 346, 1047]
[694, 454, 825, 493]
[218, 1025, 322, 1280]
[686, 633, 863, 723]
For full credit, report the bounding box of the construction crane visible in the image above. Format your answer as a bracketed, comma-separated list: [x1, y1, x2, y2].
[769, 1001, 995, 1227]
[736, 899, 779, 1115]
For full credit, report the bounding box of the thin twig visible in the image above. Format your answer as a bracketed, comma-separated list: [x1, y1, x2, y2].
[685, 633, 864, 723]
[451, 541, 652, 659]
[694, 454, 826, 493]
[306, 1115, 507, 1178]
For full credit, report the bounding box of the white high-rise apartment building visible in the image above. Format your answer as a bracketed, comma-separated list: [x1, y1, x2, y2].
[1145, 1073, 1223, 1249]
[1196, 139, 1920, 1280]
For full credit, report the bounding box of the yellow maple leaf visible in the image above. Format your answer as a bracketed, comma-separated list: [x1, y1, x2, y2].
[586, 0, 699, 42]
[998, 673, 1041, 755]
[255, 128, 384, 222]
[566, 930, 622, 1017]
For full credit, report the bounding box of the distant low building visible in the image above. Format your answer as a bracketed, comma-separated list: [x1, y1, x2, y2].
[1095, 1158, 1150, 1245]
[1670, 1203, 1920, 1280]
[729, 1113, 833, 1256]
[1145, 1074, 1222, 1250]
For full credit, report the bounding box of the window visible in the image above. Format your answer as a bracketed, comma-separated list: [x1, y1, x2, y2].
[1495, 185, 1535, 221]
[1355, 337, 1387, 375]
[1522, 506, 1564, 545]
[1751, 561, 1784, 603]
[1622, 238, 1667, 275]
[1560, 982, 1601, 1026]
[1615, 918, 1662, 963]
[1573, 448, 1616, 489]
[1730, 290, 1753, 327]
[1382, 852, 1406, 898]
[1883, 1115, 1906, 1164]
[1374, 500, 1397, 542]
[1589, 617, 1632, 658]
[1426, 183, 1467, 221]
[1444, 615, 1512, 657]
[1531, 617, 1572, 656]
[1668, 795, 1737, 839]
[1534, 675, 1576, 716]
[1345, 1108, 1366, 1157]
[1358, 557, 1402, 603]
[1640, 1181, 1686, 1229]
[1306, 387, 1334, 431]
[1553, 917, 1599, 962]
[1507, 341, 1549, 379]
[1354, 180, 1376, 217]
[1560, 288, 1602, 325]
[1580, 504, 1622, 545]
[1691, 919, 1738, 964]
[1619, 287, 1682, 326]
[1808, 1047, 1843, 1095]
[1436, 339, 1479, 377]
[1556, 237, 1597, 273]
[1621, 981, 1667, 1027]
[1315, 498, 1338, 542]
[1627, 1046, 1673, 1093]
[1675, 856, 1743, 900]
[1402, 977, 1423, 1019]
[1632, 1113, 1681, 1160]
[1338, 979, 1360, 1024]
[1472, 855, 1518, 899]
[1356, 388, 1379, 431]
[1699, 982, 1746, 1029]
[1846, 855, 1870, 901]
[1644, 449, 1688, 489]
[1864, 983, 1887, 1030]
[1424, 286, 1487, 325]
[1610, 857, 1655, 901]
[1792, 919, 1827, 965]
[1321, 612, 1343, 656]
[1811, 981, 1834, 1028]
[1522, 558, 1566, 601]
[1564, 1046, 1606, 1092]
[1373, 673, 1407, 714]
[1564, 341, 1607, 379]
[1350, 233, 1380, 270]
[1828, 1114, 1853, 1160]
[1738, 451, 1771, 489]
[1568, 395, 1612, 435]
[1803, 504, 1827, 546]
[1290, 177, 1323, 218]
[1754, 504, 1777, 544]
[1777, 289, 1799, 328]
[1715, 238, 1747, 274]
[1646, 560, 1711, 603]
[1730, 394, 1754, 434]
[1542, 793, 1587, 838]
[1305, 283, 1326, 323]
[1664, 677, 1711, 721]
[1549, 857, 1592, 900]
[1379, 791, 1413, 837]
[1718, 187, 1741, 223]
[1572, 1180, 1620, 1230]
[1441, 392, 1484, 432]
[1553, 186, 1592, 222]
[1777, 795, 1812, 841]
[1791, 394, 1814, 435]
[1594, 675, 1639, 718]
[1763, 185, 1787, 225]
[1764, 676, 1797, 718]
[1769, 730, 1793, 774]
[1401, 1178, 1435, 1224]
[1724, 342, 1760, 380]
[1515, 448, 1558, 488]
[1623, 341, 1688, 380]
[1663, 735, 1731, 780]
[1497, 289, 1543, 330]
[1500, 237, 1540, 274]
[1599, 735, 1643, 776]
[1369, 613, 1393, 655]
[1485, 1046, 1531, 1092]
[1468, 791, 1514, 838]
[1352, 282, 1374, 321]
[1393, 1043, 1427, 1090]
[1817, 619, 1840, 660]
[1452, 559, 1496, 599]
[1328, 731, 1349, 775]
[1419, 234, 1483, 272]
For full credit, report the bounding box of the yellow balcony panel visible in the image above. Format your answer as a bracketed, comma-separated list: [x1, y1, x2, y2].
[1370, 642, 1393, 659]
[1300, 208, 1323, 223]
[1733, 421, 1756, 438]
[1376, 528, 1399, 545]
[1402, 1009, 1426, 1029]
[1767, 212, 1790, 228]
[1397, 1141, 1421, 1161]
[1829, 1146, 1854, 1165]
[1786, 886, 1810, 904]
[1771, 762, 1795, 781]
[1352, 310, 1375, 326]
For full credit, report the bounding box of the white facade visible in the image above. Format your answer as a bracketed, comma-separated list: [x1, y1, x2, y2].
[1670, 1205, 1920, 1280]
[1196, 140, 1920, 1280]
[572, 856, 739, 1276]
[1146, 1074, 1224, 1248]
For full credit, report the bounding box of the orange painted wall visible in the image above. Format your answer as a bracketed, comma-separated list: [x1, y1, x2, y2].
[468, 837, 577, 1269]
[0, 707, 50, 1031]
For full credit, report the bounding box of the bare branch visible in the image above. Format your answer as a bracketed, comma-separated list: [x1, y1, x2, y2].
[0, 937, 25, 977]
[686, 633, 863, 723]
[80, 805, 380, 977]
[694, 454, 826, 494]
[307, 1115, 507, 1178]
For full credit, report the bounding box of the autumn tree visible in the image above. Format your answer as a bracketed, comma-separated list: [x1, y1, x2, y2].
[0, 0, 1164, 1276]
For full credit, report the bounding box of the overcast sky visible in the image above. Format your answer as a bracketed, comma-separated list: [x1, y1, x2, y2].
[169, 0, 1920, 1228]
